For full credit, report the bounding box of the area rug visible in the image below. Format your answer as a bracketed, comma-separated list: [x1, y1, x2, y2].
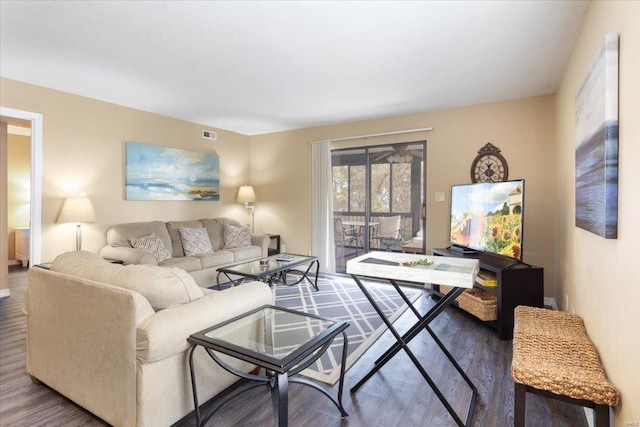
[273, 273, 421, 385]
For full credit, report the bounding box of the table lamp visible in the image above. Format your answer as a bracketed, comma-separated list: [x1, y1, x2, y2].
[57, 193, 96, 251]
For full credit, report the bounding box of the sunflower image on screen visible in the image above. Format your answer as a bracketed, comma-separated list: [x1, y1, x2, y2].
[450, 180, 525, 261]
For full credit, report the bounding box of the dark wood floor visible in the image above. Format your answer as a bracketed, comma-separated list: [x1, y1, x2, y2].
[1, 265, 587, 427]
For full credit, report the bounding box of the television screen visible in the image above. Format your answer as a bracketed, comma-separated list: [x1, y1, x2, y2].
[450, 179, 525, 261]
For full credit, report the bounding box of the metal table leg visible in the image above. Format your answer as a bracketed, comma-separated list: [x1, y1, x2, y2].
[270, 372, 289, 427]
[349, 275, 477, 427]
[280, 259, 320, 291]
[189, 324, 348, 426]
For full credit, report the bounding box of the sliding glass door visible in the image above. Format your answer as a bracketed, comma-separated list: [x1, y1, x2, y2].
[332, 142, 426, 272]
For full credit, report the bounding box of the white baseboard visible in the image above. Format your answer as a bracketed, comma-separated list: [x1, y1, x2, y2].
[544, 297, 558, 310]
[8, 259, 19, 266]
[0, 288, 11, 298]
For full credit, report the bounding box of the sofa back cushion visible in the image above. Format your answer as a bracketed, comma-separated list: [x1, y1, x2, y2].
[51, 251, 204, 311]
[106, 221, 172, 253]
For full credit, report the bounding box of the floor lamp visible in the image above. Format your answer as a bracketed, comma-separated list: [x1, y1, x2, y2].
[237, 185, 256, 232]
[57, 194, 96, 251]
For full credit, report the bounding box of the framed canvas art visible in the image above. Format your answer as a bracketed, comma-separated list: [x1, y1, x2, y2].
[126, 141, 220, 201]
[575, 34, 619, 239]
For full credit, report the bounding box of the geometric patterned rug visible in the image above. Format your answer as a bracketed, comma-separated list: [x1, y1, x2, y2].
[273, 273, 422, 385]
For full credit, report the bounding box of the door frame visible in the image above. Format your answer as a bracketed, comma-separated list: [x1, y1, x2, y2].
[1, 107, 43, 294]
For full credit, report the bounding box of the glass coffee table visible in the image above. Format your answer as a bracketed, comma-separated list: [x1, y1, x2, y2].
[187, 305, 349, 427]
[216, 253, 320, 290]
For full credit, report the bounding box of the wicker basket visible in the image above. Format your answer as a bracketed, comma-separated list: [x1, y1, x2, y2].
[439, 285, 455, 295]
[457, 288, 497, 321]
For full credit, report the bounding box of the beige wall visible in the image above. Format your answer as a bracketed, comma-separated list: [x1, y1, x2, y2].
[0, 78, 252, 262]
[7, 133, 31, 260]
[554, 1, 639, 424]
[250, 95, 557, 293]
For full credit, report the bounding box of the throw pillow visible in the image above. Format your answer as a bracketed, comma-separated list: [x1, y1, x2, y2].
[223, 224, 251, 249]
[178, 227, 214, 257]
[129, 232, 172, 262]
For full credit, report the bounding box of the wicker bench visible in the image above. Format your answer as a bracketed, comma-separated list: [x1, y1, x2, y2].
[511, 306, 618, 427]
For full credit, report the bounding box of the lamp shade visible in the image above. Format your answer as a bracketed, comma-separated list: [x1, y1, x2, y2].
[237, 185, 256, 204]
[57, 194, 97, 224]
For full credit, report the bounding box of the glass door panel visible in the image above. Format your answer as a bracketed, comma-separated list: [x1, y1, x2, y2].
[332, 142, 426, 273]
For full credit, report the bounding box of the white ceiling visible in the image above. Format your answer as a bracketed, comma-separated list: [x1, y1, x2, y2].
[0, 1, 588, 136]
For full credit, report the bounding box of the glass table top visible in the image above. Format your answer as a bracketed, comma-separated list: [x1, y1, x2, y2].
[217, 253, 317, 276]
[190, 305, 346, 371]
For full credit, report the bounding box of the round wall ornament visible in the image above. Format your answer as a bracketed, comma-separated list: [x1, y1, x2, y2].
[470, 142, 509, 183]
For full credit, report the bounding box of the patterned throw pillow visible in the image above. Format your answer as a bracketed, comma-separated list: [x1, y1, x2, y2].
[128, 232, 172, 262]
[223, 224, 251, 249]
[178, 227, 214, 257]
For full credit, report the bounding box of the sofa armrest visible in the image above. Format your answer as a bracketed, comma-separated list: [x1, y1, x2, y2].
[136, 281, 274, 362]
[27, 267, 155, 427]
[99, 245, 158, 265]
[251, 233, 270, 257]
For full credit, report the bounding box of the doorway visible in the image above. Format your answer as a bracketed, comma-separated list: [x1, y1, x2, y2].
[332, 141, 426, 273]
[1, 107, 43, 297]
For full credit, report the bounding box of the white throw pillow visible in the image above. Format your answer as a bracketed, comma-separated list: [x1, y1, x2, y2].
[178, 227, 214, 256]
[223, 224, 251, 249]
[128, 232, 172, 262]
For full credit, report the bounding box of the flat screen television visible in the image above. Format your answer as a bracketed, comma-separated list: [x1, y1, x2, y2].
[449, 179, 525, 261]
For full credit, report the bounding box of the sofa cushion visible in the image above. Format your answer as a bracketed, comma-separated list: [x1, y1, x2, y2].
[51, 251, 204, 311]
[158, 256, 202, 273]
[165, 220, 204, 257]
[199, 218, 225, 251]
[136, 281, 273, 362]
[223, 224, 251, 249]
[178, 227, 213, 257]
[129, 232, 172, 262]
[197, 251, 235, 269]
[227, 246, 262, 262]
[106, 220, 172, 251]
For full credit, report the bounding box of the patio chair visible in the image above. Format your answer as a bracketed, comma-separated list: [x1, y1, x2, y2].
[334, 218, 358, 257]
[372, 215, 403, 251]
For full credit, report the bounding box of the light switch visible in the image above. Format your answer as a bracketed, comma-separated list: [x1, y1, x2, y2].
[435, 192, 445, 202]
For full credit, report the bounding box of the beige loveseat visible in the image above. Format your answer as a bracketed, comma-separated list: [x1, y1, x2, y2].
[26, 251, 273, 427]
[99, 217, 270, 288]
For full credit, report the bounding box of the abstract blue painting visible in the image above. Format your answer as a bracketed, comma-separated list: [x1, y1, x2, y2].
[126, 141, 219, 201]
[575, 34, 619, 239]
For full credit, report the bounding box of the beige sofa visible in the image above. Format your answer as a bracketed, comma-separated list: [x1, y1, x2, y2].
[99, 217, 270, 287]
[26, 251, 273, 427]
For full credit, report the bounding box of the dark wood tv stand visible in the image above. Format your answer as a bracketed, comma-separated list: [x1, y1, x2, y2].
[431, 248, 544, 340]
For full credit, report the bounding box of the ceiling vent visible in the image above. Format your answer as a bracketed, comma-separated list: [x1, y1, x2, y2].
[202, 130, 217, 140]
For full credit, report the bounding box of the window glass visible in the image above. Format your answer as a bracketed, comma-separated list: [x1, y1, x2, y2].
[371, 163, 390, 212]
[392, 163, 411, 213]
[332, 165, 348, 212]
[349, 165, 365, 211]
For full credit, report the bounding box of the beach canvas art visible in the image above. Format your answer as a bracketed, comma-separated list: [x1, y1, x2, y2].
[575, 34, 619, 239]
[126, 141, 220, 201]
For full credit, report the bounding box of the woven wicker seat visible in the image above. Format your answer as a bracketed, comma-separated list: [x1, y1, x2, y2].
[511, 306, 618, 427]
